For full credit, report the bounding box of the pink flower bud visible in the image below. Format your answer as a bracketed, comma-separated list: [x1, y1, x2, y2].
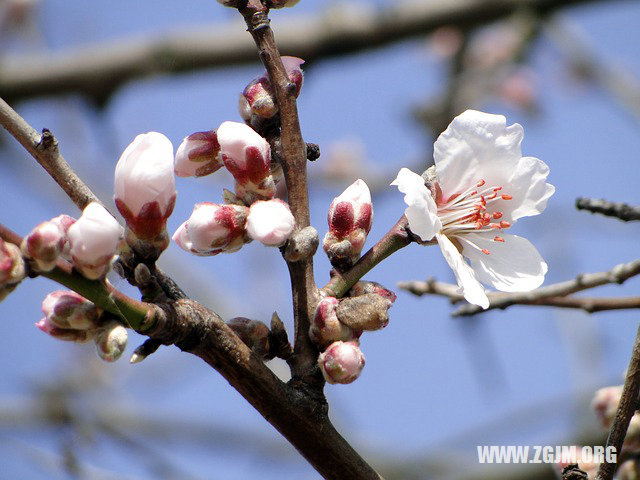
[114, 132, 176, 241]
[173, 202, 249, 256]
[309, 297, 357, 348]
[591, 385, 622, 429]
[323, 179, 373, 269]
[21, 220, 65, 271]
[318, 341, 365, 385]
[217, 121, 275, 202]
[0, 239, 25, 300]
[246, 199, 295, 247]
[95, 321, 128, 362]
[240, 57, 304, 121]
[68, 202, 122, 280]
[50, 214, 76, 259]
[227, 317, 271, 359]
[35, 319, 95, 342]
[41, 290, 100, 330]
[174, 130, 222, 178]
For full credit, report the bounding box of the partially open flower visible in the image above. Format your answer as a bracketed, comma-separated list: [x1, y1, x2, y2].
[173, 202, 249, 256]
[95, 321, 128, 362]
[239, 56, 304, 122]
[37, 290, 100, 342]
[0, 239, 26, 301]
[318, 340, 365, 385]
[217, 121, 275, 204]
[21, 220, 66, 272]
[68, 202, 122, 280]
[392, 110, 554, 309]
[246, 199, 295, 247]
[309, 297, 356, 348]
[174, 130, 222, 178]
[114, 132, 176, 250]
[323, 179, 373, 269]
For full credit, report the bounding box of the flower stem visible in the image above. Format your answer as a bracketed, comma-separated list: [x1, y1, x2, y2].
[323, 216, 411, 298]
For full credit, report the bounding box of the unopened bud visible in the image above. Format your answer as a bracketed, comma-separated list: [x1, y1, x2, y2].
[309, 297, 356, 348]
[0, 240, 25, 301]
[41, 290, 100, 330]
[114, 132, 176, 251]
[348, 281, 397, 303]
[67, 202, 122, 280]
[240, 57, 304, 121]
[246, 199, 295, 247]
[95, 321, 128, 362]
[217, 121, 275, 203]
[336, 293, 391, 331]
[227, 317, 271, 359]
[174, 130, 222, 177]
[318, 340, 365, 385]
[591, 385, 622, 429]
[284, 226, 319, 262]
[323, 179, 372, 269]
[50, 214, 76, 259]
[21, 220, 65, 271]
[173, 202, 249, 256]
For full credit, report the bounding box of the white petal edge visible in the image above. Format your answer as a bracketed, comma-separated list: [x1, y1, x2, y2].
[436, 233, 489, 309]
[391, 168, 441, 242]
[503, 156, 555, 222]
[459, 232, 547, 292]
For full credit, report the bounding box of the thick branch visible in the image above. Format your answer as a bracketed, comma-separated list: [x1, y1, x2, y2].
[399, 258, 640, 316]
[0, 97, 100, 210]
[0, 0, 605, 103]
[596, 321, 640, 480]
[576, 197, 640, 222]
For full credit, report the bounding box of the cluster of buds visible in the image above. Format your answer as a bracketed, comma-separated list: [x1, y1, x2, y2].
[0, 238, 26, 301]
[239, 56, 304, 127]
[114, 132, 176, 259]
[323, 179, 373, 270]
[592, 385, 640, 451]
[21, 214, 76, 272]
[174, 203, 249, 255]
[68, 202, 122, 280]
[37, 290, 128, 362]
[312, 281, 396, 385]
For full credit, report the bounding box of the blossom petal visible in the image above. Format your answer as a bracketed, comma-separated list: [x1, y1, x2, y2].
[436, 233, 489, 309]
[391, 168, 441, 242]
[459, 232, 547, 292]
[500, 156, 555, 222]
[434, 110, 524, 197]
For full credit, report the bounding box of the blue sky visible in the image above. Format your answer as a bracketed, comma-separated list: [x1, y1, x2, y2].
[2, 1, 640, 478]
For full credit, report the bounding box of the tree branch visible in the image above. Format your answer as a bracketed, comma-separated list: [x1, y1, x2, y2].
[576, 197, 640, 222]
[0, 96, 100, 210]
[398, 258, 640, 316]
[0, 0, 606, 104]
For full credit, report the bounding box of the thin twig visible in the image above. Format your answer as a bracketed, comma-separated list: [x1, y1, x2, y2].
[398, 259, 640, 316]
[595, 321, 640, 480]
[0, 97, 100, 210]
[0, 0, 606, 103]
[576, 197, 640, 222]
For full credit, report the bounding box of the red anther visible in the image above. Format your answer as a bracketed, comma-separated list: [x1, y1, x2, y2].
[483, 213, 491, 222]
[500, 220, 511, 228]
[475, 222, 483, 229]
[501, 194, 513, 200]
[489, 223, 501, 229]
[480, 195, 486, 205]
[487, 192, 497, 200]
[494, 236, 505, 242]
[493, 186, 503, 192]
[492, 211, 503, 219]
[470, 190, 477, 196]
[481, 248, 491, 255]
[477, 179, 486, 187]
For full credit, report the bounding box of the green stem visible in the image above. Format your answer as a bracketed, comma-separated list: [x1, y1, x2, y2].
[323, 216, 411, 298]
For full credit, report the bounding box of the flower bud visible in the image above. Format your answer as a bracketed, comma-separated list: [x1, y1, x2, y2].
[246, 199, 295, 247]
[348, 280, 397, 304]
[41, 290, 100, 330]
[336, 293, 392, 331]
[240, 57, 304, 121]
[0, 239, 26, 301]
[323, 179, 373, 269]
[68, 202, 122, 280]
[591, 385, 622, 429]
[227, 317, 271, 359]
[50, 214, 76, 259]
[114, 132, 176, 247]
[217, 121, 275, 203]
[174, 130, 222, 178]
[318, 340, 365, 385]
[309, 297, 357, 348]
[95, 321, 128, 362]
[21, 220, 65, 272]
[173, 202, 249, 256]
